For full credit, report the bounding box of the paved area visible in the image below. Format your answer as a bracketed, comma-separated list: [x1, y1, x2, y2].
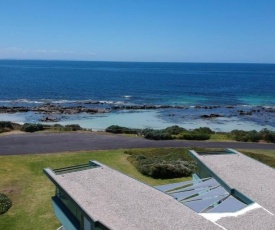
[0, 132, 274, 155]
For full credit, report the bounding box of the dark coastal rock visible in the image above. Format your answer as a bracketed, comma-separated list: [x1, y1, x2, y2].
[33, 104, 110, 114]
[195, 106, 221, 109]
[111, 105, 187, 110]
[0, 106, 31, 113]
[40, 117, 59, 122]
[201, 114, 224, 119]
[238, 110, 252, 116]
[264, 108, 275, 113]
[82, 100, 101, 105]
[0, 104, 110, 115]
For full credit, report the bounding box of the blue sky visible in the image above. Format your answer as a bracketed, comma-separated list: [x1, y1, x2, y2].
[0, 1, 275, 63]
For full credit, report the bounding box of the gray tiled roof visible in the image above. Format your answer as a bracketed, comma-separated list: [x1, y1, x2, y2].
[192, 150, 275, 229]
[45, 162, 220, 230]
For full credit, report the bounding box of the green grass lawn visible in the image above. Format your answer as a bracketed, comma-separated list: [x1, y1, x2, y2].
[238, 149, 275, 168]
[0, 149, 190, 230]
[209, 133, 235, 141]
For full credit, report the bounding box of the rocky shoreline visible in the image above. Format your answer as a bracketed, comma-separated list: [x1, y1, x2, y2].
[0, 103, 275, 123]
[0, 104, 110, 115]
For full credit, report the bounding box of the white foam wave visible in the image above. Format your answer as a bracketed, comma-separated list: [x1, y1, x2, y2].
[262, 105, 275, 109]
[51, 100, 75, 104]
[0, 98, 130, 105]
[0, 99, 43, 104]
[99, 100, 116, 104]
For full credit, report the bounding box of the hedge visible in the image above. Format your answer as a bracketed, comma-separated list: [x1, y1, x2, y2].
[106, 125, 139, 134]
[21, 123, 44, 133]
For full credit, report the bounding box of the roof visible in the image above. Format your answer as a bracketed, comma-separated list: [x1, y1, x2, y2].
[44, 149, 275, 230]
[191, 149, 275, 229]
[44, 161, 220, 230]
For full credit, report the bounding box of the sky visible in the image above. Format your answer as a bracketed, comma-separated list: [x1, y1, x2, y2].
[0, 1, 275, 63]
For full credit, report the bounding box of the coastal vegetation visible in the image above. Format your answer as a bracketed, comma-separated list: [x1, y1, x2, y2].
[231, 129, 275, 143]
[0, 121, 86, 133]
[105, 125, 140, 134]
[106, 125, 213, 140]
[0, 121, 21, 133]
[21, 123, 44, 133]
[106, 125, 275, 143]
[1, 121, 275, 143]
[125, 148, 197, 179]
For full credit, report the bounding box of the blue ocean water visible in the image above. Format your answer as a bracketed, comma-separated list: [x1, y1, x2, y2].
[0, 60, 275, 106]
[0, 60, 275, 131]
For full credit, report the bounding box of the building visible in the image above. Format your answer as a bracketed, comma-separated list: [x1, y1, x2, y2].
[44, 149, 275, 230]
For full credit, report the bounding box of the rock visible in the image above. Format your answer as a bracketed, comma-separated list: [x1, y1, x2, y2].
[195, 106, 221, 109]
[82, 101, 100, 104]
[201, 114, 223, 119]
[40, 117, 58, 122]
[111, 105, 187, 110]
[238, 110, 252, 115]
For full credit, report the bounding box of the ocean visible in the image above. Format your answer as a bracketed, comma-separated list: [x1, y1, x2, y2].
[0, 60, 275, 131]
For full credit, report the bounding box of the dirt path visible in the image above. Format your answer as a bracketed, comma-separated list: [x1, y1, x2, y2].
[0, 132, 274, 155]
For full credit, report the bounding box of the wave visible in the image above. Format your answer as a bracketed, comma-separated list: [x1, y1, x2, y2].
[98, 100, 127, 105]
[0, 99, 43, 104]
[122, 95, 132, 98]
[0, 98, 131, 106]
[1, 98, 274, 109]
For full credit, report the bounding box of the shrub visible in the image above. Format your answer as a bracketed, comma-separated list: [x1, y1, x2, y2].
[179, 133, 210, 140]
[142, 130, 173, 140]
[193, 127, 215, 134]
[246, 130, 261, 142]
[0, 121, 14, 133]
[0, 193, 12, 215]
[0, 121, 13, 129]
[260, 128, 275, 143]
[53, 124, 64, 128]
[126, 148, 197, 179]
[21, 123, 44, 133]
[138, 161, 197, 179]
[230, 129, 261, 142]
[106, 125, 139, 134]
[163, 125, 187, 135]
[64, 124, 82, 131]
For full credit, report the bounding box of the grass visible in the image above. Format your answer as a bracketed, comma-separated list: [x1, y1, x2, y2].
[239, 149, 275, 158]
[238, 149, 275, 168]
[209, 133, 234, 141]
[0, 149, 188, 230]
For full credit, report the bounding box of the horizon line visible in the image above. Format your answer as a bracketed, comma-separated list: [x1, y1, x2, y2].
[0, 58, 274, 65]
